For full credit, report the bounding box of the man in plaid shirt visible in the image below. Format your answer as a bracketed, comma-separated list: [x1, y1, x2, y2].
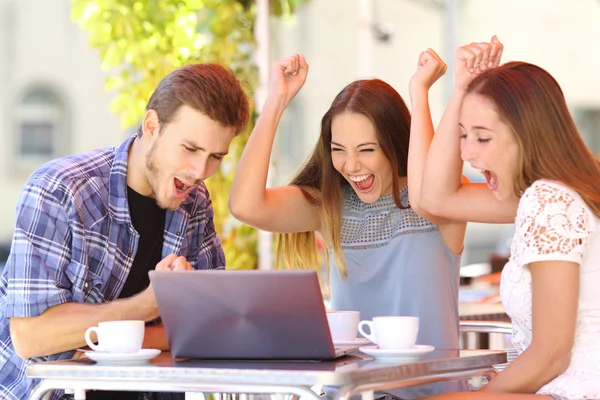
[0, 62, 249, 400]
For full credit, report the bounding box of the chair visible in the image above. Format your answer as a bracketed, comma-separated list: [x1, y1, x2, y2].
[459, 320, 518, 389]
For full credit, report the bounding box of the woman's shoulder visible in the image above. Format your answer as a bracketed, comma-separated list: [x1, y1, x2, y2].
[517, 179, 597, 236]
[520, 179, 588, 212]
[523, 179, 578, 196]
[514, 179, 598, 265]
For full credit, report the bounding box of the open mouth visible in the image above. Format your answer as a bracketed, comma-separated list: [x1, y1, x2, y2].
[480, 169, 499, 191]
[173, 177, 196, 198]
[349, 174, 375, 193]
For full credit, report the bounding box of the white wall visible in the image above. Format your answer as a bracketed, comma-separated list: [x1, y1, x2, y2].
[462, 0, 600, 107]
[0, 0, 122, 243]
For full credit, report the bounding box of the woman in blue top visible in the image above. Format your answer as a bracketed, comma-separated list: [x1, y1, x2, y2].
[229, 49, 484, 397]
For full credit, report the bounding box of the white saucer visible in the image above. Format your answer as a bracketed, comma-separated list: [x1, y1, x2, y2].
[85, 349, 161, 365]
[334, 338, 371, 346]
[359, 345, 435, 360]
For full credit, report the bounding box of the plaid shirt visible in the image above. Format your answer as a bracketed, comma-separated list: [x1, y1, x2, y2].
[0, 136, 225, 400]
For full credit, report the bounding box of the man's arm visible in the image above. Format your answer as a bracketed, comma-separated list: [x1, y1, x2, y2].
[4, 181, 165, 359]
[10, 254, 182, 358]
[10, 291, 160, 358]
[143, 322, 169, 350]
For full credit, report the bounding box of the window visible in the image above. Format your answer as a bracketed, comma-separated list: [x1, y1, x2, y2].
[16, 88, 66, 162]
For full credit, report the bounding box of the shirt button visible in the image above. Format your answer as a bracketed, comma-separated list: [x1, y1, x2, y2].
[127, 252, 132, 257]
[84, 282, 89, 288]
[176, 231, 181, 236]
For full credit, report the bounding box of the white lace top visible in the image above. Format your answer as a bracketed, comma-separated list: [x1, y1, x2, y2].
[501, 179, 600, 399]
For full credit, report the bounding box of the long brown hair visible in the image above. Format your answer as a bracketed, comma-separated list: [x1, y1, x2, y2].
[275, 79, 412, 279]
[468, 62, 600, 216]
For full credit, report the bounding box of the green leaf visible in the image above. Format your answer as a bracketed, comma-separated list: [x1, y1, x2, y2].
[104, 76, 121, 91]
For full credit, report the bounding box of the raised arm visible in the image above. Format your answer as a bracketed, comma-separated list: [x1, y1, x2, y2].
[420, 36, 518, 223]
[229, 54, 322, 234]
[407, 48, 466, 254]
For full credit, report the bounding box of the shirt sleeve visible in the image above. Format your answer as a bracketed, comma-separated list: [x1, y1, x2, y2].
[517, 180, 595, 266]
[195, 188, 226, 270]
[2, 180, 74, 318]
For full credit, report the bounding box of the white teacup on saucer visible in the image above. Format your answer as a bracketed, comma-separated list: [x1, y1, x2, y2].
[85, 320, 145, 354]
[327, 310, 360, 343]
[358, 316, 419, 350]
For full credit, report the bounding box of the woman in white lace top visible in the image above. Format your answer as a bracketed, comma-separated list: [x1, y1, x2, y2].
[418, 37, 600, 400]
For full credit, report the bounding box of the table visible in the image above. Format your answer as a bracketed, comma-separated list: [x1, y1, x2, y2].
[27, 349, 507, 400]
[458, 302, 506, 319]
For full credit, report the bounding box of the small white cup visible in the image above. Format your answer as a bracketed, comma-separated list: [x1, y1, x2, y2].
[358, 316, 419, 350]
[85, 320, 145, 353]
[327, 311, 360, 342]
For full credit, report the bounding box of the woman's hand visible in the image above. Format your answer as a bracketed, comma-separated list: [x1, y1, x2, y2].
[409, 47, 447, 95]
[268, 53, 309, 108]
[454, 35, 503, 91]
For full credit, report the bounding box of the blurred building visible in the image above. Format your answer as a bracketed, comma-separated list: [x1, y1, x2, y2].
[0, 0, 122, 250]
[0, 0, 599, 267]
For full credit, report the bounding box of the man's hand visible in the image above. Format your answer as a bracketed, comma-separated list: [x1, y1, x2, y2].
[138, 254, 193, 320]
[156, 254, 192, 271]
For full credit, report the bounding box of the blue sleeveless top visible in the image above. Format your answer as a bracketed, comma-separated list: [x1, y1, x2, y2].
[329, 185, 465, 397]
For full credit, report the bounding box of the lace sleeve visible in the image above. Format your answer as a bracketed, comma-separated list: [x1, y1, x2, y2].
[515, 180, 595, 266]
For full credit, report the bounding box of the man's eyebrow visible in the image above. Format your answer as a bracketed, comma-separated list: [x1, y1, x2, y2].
[184, 140, 228, 156]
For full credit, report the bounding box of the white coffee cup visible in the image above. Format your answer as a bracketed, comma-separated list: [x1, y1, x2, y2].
[85, 320, 145, 353]
[326, 311, 360, 342]
[358, 316, 419, 350]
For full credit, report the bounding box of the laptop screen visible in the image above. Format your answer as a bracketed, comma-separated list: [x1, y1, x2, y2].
[149, 270, 342, 360]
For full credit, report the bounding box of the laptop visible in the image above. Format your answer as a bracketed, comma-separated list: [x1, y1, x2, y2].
[149, 269, 358, 360]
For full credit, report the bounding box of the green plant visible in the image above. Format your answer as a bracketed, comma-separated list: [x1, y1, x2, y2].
[71, 0, 308, 270]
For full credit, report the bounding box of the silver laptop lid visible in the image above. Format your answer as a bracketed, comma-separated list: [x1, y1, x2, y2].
[149, 270, 349, 360]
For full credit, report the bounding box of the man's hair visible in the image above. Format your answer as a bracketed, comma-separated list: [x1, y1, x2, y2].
[138, 63, 250, 136]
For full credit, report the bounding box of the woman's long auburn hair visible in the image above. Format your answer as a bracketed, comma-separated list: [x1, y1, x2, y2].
[467, 62, 600, 217]
[275, 79, 412, 280]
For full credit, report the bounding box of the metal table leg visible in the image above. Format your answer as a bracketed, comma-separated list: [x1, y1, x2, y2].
[30, 380, 321, 400]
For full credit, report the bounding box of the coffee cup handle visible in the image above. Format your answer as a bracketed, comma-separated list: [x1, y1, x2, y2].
[357, 321, 377, 344]
[84, 327, 103, 352]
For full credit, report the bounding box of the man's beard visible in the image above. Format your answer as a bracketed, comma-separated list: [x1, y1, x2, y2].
[145, 143, 178, 211]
